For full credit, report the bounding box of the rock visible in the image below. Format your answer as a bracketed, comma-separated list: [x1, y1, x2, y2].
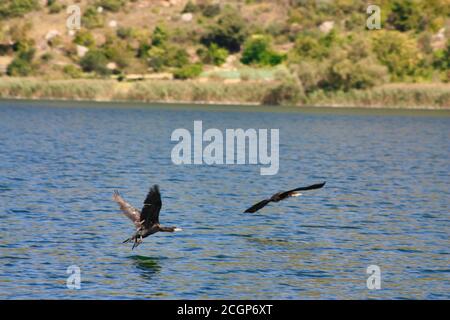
[319, 21, 334, 33]
[107, 62, 117, 70]
[68, 30, 76, 37]
[109, 20, 118, 28]
[76, 45, 89, 58]
[97, 6, 103, 13]
[181, 12, 193, 22]
[45, 30, 61, 41]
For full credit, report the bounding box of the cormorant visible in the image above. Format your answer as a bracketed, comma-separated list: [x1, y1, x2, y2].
[244, 182, 326, 213]
[113, 185, 182, 249]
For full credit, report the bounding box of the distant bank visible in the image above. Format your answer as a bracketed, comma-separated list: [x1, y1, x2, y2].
[0, 78, 448, 109]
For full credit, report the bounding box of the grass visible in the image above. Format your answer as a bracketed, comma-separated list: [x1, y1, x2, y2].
[0, 78, 448, 109]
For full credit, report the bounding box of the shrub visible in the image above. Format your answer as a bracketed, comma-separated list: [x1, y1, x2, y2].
[197, 43, 228, 66]
[372, 30, 423, 81]
[202, 4, 221, 18]
[289, 31, 336, 62]
[116, 27, 134, 40]
[41, 52, 53, 63]
[14, 40, 36, 62]
[8, 38, 37, 76]
[74, 29, 95, 48]
[147, 46, 166, 71]
[173, 64, 203, 80]
[0, 0, 39, 18]
[182, 0, 198, 13]
[201, 7, 247, 53]
[147, 44, 189, 72]
[263, 71, 304, 105]
[325, 57, 389, 91]
[290, 60, 328, 93]
[387, 0, 424, 32]
[83, 6, 104, 29]
[79, 49, 110, 75]
[151, 26, 168, 47]
[63, 64, 83, 78]
[241, 35, 285, 66]
[102, 37, 134, 69]
[433, 42, 450, 71]
[96, 0, 126, 12]
[7, 58, 33, 76]
[48, 0, 63, 14]
[183, 1, 220, 17]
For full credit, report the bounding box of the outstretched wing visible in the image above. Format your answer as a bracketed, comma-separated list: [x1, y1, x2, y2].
[140, 185, 162, 227]
[278, 182, 326, 199]
[113, 190, 142, 229]
[244, 199, 271, 213]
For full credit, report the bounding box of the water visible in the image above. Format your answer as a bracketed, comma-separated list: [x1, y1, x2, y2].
[0, 100, 449, 299]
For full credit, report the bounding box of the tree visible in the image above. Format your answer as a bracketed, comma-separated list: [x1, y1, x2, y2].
[241, 35, 285, 66]
[7, 57, 33, 76]
[79, 49, 110, 75]
[151, 26, 168, 47]
[197, 43, 228, 66]
[372, 30, 423, 80]
[387, 0, 424, 32]
[201, 8, 247, 53]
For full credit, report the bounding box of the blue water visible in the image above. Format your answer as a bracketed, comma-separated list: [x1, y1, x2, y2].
[0, 100, 449, 299]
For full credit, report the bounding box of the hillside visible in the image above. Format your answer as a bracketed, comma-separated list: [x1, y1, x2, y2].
[0, 0, 449, 107]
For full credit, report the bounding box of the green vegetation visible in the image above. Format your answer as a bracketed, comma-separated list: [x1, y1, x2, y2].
[173, 64, 203, 80]
[96, 0, 127, 12]
[241, 35, 285, 66]
[0, 0, 449, 108]
[0, 0, 39, 18]
[7, 39, 35, 76]
[74, 29, 96, 48]
[197, 44, 228, 66]
[83, 6, 104, 29]
[201, 7, 247, 53]
[79, 50, 110, 76]
[183, 0, 221, 18]
[47, 0, 63, 14]
[0, 79, 447, 108]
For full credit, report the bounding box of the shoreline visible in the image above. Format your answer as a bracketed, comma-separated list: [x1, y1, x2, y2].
[0, 78, 449, 110]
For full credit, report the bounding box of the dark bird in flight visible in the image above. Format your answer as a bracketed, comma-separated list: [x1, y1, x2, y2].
[244, 182, 326, 213]
[113, 185, 182, 249]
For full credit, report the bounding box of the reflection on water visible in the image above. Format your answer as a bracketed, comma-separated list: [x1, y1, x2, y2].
[0, 100, 449, 299]
[130, 255, 162, 280]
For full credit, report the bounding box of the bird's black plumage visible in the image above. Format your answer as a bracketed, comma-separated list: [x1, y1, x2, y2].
[140, 185, 162, 228]
[244, 182, 326, 213]
[113, 184, 181, 250]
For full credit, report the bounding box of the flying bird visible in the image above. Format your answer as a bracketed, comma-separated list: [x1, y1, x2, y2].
[244, 182, 326, 213]
[113, 185, 182, 249]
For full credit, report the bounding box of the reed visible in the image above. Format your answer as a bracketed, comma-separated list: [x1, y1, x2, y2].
[0, 78, 448, 109]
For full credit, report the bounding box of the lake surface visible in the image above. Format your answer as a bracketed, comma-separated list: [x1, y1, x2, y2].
[0, 100, 449, 299]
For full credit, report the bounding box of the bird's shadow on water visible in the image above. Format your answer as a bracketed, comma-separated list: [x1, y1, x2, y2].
[128, 255, 162, 280]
